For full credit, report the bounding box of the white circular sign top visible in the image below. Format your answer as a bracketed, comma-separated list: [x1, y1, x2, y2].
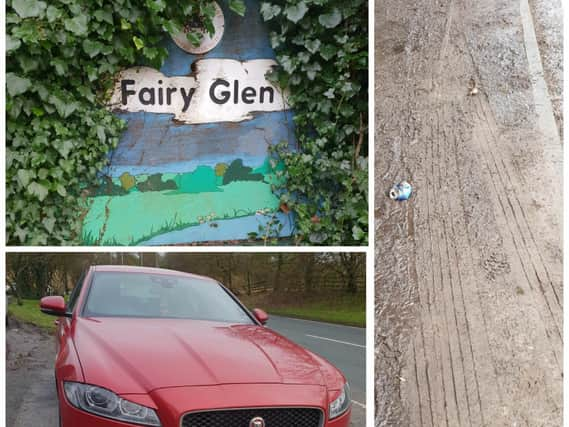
[171, 2, 225, 54]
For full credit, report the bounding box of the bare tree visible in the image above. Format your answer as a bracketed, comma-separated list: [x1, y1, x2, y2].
[272, 254, 284, 293]
[334, 253, 364, 294]
[303, 253, 316, 294]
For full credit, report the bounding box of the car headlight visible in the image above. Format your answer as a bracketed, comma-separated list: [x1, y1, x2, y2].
[329, 382, 351, 419]
[63, 381, 161, 426]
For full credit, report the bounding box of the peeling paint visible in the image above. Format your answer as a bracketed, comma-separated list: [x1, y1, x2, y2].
[108, 60, 289, 124]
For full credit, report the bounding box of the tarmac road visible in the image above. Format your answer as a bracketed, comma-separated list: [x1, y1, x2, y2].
[268, 315, 366, 426]
[7, 316, 365, 427]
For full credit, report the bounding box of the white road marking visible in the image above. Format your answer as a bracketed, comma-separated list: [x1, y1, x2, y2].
[273, 315, 364, 330]
[351, 400, 366, 409]
[305, 334, 365, 348]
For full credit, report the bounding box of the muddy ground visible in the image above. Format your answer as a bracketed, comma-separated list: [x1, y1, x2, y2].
[5, 317, 56, 427]
[375, 0, 562, 425]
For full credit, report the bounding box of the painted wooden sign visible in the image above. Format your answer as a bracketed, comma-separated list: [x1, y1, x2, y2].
[110, 60, 287, 124]
[81, 0, 296, 245]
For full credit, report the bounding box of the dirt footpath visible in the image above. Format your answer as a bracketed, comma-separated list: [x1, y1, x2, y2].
[6, 318, 58, 427]
[375, 0, 562, 425]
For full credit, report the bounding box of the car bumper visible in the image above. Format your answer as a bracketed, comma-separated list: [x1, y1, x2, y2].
[59, 383, 351, 427]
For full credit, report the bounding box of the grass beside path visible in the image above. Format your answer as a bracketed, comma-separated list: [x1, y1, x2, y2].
[7, 298, 56, 332]
[269, 306, 365, 328]
[242, 292, 366, 328]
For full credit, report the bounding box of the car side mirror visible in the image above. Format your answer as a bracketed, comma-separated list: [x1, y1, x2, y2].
[40, 296, 69, 317]
[252, 308, 269, 325]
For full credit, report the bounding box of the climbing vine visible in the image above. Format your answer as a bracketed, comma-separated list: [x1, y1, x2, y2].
[261, 0, 368, 245]
[6, 0, 245, 245]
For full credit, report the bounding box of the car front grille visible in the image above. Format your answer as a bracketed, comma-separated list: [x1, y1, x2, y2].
[181, 407, 323, 427]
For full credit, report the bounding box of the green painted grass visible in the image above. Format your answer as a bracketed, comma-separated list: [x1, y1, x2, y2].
[82, 181, 280, 245]
[8, 299, 56, 332]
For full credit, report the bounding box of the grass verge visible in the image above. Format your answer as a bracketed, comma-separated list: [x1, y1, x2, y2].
[268, 306, 365, 328]
[241, 292, 366, 328]
[7, 298, 56, 332]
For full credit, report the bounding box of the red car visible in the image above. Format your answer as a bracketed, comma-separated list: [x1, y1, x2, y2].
[40, 265, 352, 427]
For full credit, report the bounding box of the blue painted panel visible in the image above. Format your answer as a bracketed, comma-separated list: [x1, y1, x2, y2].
[106, 110, 296, 177]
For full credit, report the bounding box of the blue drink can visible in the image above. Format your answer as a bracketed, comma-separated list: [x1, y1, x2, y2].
[389, 181, 412, 201]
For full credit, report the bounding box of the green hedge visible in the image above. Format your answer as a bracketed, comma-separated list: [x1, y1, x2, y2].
[261, 0, 368, 245]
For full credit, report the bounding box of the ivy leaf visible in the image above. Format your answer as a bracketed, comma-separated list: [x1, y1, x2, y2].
[302, 62, 322, 80]
[42, 217, 56, 233]
[308, 232, 327, 244]
[270, 32, 285, 49]
[6, 73, 32, 97]
[96, 126, 107, 143]
[143, 46, 159, 60]
[83, 39, 103, 58]
[133, 36, 145, 50]
[51, 58, 68, 76]
[49, 96, 78, 118]
[120, 18, 132, 30]
[284, 2, 308, 23]
[28, 182, 49, 201]
[305, 39, 321, 54]
[201, 2, 216, 19]
[6, 35, 21, 52]
[186, 31, 201, 47]
[31, 107, 44, 116]
[18, 55, 39, 73]
[13, 0, 47, 18]
[46, 5, 62, 23]
[182, 4, 195, 15]
[162, 20, 181, 35]
[203, 19, 215, 36]
[228, 0, 246, 17]
[65, 15, 89, 36]
[57, 140, 75, 158]
[352, 225, 365, 241]
[77, 85, 95, 102]
[56, 184, 67, 197]
[319, 9, 342, 28]
[14, 228, 28, 243]
[297, 51, 310, 63]
[260, 3, 281, 21]
[319, 44, 337, 61]
[323, 88, 335, 99]
[94, 9, 114, 25]
[17, 169, 32, 188]
[147, 0, 166, 13]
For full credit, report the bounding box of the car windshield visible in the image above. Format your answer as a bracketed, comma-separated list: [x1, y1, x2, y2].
[82, 271, 253, 324]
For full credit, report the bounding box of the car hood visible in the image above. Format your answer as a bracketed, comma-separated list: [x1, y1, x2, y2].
[72, 317, 331, 394]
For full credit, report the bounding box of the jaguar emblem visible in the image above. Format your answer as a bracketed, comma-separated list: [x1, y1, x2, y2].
[249, 416, 265, 427]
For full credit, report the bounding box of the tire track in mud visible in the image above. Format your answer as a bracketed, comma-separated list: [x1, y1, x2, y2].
[375, 0, 562, 425]
[474, 100, 562, 345]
